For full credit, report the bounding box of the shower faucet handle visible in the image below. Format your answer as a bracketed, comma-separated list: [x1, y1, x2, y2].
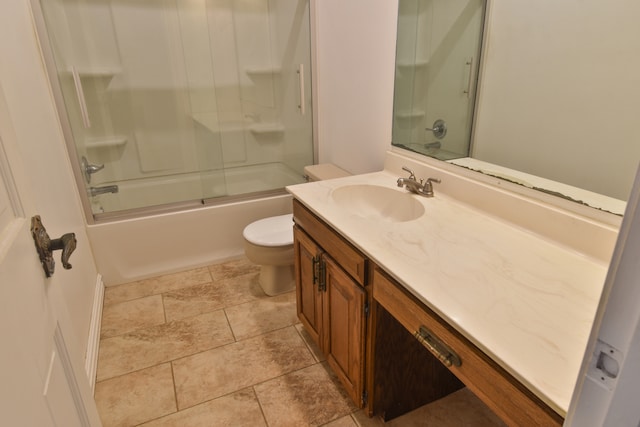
[425, 119, 447, 139]
[86, 163, 104, 174]
[81, 156, 104, 184]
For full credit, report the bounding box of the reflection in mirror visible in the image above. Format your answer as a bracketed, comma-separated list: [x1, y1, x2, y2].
[392, 0, 640, 217]
[392, 0, 485, 161]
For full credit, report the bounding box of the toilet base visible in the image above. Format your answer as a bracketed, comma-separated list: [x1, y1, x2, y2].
[258, 264, 295, 296]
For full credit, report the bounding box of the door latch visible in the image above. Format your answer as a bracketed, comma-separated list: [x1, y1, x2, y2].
[30, 215, 77, 278]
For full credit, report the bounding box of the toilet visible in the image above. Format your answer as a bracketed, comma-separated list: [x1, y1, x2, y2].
[243, 164, 350, 296]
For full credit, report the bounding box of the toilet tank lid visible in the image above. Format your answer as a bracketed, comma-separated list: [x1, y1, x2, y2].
[243, 213, 294, 246]
[304, 164, 350, 181]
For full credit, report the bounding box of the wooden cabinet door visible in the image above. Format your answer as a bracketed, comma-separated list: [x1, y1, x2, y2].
[323, 255, 367, 408]
[294, 226, 323, 348]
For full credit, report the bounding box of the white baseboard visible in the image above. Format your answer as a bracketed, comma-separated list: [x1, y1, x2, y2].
[85, 274, 104, 394]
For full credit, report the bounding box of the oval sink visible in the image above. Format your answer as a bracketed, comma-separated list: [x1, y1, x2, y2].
[331, 184, 425, 223]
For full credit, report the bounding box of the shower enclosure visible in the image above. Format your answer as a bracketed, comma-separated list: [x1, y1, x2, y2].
[34, 0, 314, 220]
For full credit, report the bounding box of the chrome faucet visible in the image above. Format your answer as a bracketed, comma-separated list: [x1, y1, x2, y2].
[397, 167, 441, 197]
[88, 185, 119, 197]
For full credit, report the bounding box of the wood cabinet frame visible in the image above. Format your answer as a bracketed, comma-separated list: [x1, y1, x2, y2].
[293, 200, 368, 407]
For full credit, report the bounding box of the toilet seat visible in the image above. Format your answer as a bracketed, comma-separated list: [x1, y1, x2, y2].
[242, 213, 293, 247]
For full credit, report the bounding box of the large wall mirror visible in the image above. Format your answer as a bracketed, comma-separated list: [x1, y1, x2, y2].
[392, 0, 640, 217]
[392, 0, 485, 161]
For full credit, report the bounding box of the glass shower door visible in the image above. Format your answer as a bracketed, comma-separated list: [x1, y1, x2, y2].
[34, 0, 313, 217]
[185, 0, 314, 201]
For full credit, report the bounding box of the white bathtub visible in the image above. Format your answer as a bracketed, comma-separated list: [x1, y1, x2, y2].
[87, 163, 304, 285]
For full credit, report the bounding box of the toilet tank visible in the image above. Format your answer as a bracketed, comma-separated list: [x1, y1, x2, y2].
[303, 164, 351, 182]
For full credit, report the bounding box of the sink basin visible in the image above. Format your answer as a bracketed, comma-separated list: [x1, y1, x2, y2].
[331, 184, 425, 222]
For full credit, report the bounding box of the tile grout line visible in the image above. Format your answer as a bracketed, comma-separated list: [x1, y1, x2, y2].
[95, 362, 174, 387]
[251, 386, 271, 427]
[222, 307, 238, 343]
[169, 361, 179, 415]
[167, 323, 307, 369]
[103, 268, 215, 306]
[161, 291, 168, 324]
[170, 326, 322, 413]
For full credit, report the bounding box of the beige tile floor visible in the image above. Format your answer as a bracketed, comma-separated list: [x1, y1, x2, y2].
[95, 258, 506, 427]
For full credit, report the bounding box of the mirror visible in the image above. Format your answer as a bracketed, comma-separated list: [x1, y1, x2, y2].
[392, 0, 640, 216]
[392, 0, 485, 161]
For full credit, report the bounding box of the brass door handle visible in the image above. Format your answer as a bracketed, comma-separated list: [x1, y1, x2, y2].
[30, 215, 77, 278]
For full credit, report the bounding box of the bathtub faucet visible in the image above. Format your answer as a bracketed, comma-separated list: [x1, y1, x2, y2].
[89, 185, 119, 197]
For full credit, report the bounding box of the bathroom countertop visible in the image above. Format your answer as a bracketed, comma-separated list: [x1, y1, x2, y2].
[286, 169, 610, 416]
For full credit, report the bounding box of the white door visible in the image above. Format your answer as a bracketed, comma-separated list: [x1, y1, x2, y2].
[566, 165, 640, 425]
[0, 83, 101, 425]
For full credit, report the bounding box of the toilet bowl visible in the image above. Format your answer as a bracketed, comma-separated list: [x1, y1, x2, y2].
[243, 213, 295, 296]
[243, 164, 350, 296]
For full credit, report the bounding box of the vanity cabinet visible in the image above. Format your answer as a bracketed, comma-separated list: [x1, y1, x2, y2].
[371, 268, 564, 426]
[293, 200, 368, 408]
[293, 198, 563, 425]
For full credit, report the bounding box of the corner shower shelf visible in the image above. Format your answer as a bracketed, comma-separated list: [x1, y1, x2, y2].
[85, 136, 128, 149]
[249, 123, 285, 135]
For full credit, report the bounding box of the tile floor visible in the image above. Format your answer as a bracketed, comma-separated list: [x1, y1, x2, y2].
[94, 258, 506, 427]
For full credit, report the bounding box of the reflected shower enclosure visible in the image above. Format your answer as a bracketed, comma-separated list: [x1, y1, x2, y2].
[392, 0, 485, 160]
[35, 0, 313, 217]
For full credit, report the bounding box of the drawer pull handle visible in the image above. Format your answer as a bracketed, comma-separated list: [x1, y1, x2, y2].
[414, 326, 462, 367]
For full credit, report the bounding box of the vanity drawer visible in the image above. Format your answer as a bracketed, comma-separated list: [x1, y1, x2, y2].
[293, 199, 367, 286]
[372, 268, 563, 427]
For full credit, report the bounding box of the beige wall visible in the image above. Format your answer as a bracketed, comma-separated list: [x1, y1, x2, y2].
[314, 0, 398, 175]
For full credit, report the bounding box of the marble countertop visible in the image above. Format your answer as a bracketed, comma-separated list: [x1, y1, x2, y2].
[287, 169, 609, 416]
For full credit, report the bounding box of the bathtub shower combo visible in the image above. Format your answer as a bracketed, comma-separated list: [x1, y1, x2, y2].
[34, 0, 314, 220]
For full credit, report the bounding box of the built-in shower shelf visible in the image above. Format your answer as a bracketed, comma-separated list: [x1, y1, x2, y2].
[396, 60, 429, 69]
[395, 110, 425, 119]
[191, 113, 251, 134]
[191, 113, 220, 133]
[246, 67, 282, 77]
[249, 123, 284, 135]
[85, 136, 128, 149]
[67, 67, 122, 78]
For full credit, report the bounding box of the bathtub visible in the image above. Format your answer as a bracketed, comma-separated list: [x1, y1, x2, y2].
[87, 162, 303, 285]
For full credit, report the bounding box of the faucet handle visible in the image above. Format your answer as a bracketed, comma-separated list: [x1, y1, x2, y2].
[81, 156, 104, 184]
[422, 177, 441, 197]
[402, 166, 416, 180]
